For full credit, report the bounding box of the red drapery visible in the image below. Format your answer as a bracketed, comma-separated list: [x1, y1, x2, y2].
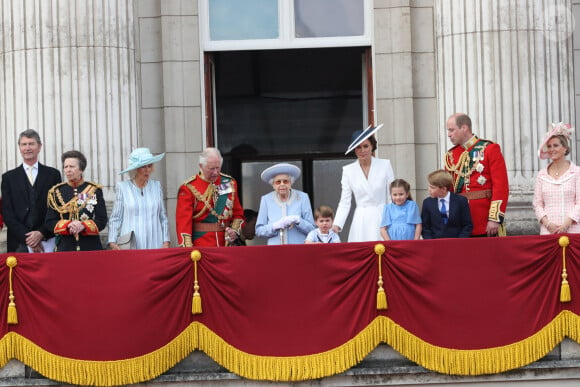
[0, 234, 578, 385]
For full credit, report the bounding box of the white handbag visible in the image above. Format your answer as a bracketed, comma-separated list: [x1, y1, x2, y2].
[117, 231, 136, 250]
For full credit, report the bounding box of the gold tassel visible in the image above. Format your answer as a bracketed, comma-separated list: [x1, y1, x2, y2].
[497, 224, 507, 237]
[559, 236, 571, 302]
[6, 256, 18, 324]
[376, 288, 387, 310]
[374, 244, 387, 310]
[561, 279, 571, 302]
[190, 250, 203, 314]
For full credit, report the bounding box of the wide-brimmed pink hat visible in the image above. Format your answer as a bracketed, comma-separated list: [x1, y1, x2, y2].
[538, 122, 574, 159]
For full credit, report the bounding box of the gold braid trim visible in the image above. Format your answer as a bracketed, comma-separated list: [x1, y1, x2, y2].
[488, 200, 504, 223]
[444, 150, 471, 193]
[444, 140, 490, 193]
[186, 180, 236, 222]
[0, 313, 579, 384]
[231, 218, 243, 233]
[185, 182, 211, 220]
[47, 183, 98, 221]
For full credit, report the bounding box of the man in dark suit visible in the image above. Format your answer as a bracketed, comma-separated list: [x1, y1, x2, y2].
[421, 170, 472, 239]
[1, 129, 61, 252]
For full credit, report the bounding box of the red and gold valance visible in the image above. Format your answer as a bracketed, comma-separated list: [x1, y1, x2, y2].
[0, 234, 578, 385]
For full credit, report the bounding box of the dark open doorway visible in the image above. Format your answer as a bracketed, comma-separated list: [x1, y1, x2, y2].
[209, 47, 371, 243]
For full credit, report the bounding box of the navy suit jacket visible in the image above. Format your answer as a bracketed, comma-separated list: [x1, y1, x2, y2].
[421, 193, 473, 239]
[1, 163, 61, 252]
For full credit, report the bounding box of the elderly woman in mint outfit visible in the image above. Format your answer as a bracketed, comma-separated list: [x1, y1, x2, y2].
[107, 148, 170, 249]
[255, 163, 315, 245]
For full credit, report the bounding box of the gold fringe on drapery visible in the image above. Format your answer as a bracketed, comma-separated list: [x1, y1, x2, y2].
[559, 236, 571, 302]
[195, 320, 383, 381]
[0, 326, 198, 386]
[6, 256, 18, 325]
[195, 312, 574, 380]
[374, 244, 387, 310]
[0, 313, 579, 384]
[383, 312, 569, 375]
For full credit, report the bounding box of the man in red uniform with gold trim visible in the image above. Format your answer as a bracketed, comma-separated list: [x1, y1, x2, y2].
[444, 113, 509, 237]
[176, 147, 244, 247]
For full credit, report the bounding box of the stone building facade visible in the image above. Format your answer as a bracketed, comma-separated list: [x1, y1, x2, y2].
[1, 0, 580, 383]
[2, 0, 579, 243]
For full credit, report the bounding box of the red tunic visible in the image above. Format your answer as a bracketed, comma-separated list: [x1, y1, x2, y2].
[176, 173, 244, 247]
[445, 137, 509, 236]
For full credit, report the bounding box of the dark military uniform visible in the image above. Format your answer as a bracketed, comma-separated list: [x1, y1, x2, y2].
[45, 181, 108, 251]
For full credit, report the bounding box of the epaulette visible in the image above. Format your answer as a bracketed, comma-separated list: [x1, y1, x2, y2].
[220, 172, 234, 179]
[181, 174, 198, 186]
[48, 182, 68, 192]
[85, 181, 103, 189]
[477, 138, 495, 145]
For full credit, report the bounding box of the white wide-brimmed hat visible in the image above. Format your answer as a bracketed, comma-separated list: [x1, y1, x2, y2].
[538, 122, 574, 159]
[260, 163, 301, 184]
[119, 148, 165, 174]
[345, 123, 384, 155]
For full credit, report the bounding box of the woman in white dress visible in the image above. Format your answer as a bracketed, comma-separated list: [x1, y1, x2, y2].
[332, 125, 395, 242]
[107, 148, 171, 250]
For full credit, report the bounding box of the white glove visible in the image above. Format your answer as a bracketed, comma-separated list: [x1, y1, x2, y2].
[284, 215, 300, 227]
[272, 218, 286, 231]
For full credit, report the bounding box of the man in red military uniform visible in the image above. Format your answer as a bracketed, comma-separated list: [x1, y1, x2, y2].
[176, 147, 244, 247]
[444, 113, 509, 237]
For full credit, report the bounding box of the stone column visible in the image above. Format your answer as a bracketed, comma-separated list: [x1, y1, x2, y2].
[435, 0, 575, 233]
[0, 1, 138, 196]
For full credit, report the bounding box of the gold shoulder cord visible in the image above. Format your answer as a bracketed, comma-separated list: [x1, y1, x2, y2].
[444, 150, 470, 193]
[47, 184, 97, 221]
[444, 142, 489, 193]
[186, 183, 236, 222]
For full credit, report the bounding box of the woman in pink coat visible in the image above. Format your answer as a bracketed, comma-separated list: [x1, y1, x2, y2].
[533, 122, 580, 234]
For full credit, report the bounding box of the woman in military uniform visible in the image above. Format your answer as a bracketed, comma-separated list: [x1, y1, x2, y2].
[45, 150, 108, 251]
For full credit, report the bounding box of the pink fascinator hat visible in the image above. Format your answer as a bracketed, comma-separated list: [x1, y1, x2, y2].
[538, 122, 574, 159]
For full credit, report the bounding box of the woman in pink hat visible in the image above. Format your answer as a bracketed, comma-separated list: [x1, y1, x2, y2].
[533, 123, 580, 234]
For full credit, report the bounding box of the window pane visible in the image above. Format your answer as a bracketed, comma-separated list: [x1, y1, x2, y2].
[294, 0, 364, 38]
[215, 48, 364, 156]
[209, 0, 279, 40]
